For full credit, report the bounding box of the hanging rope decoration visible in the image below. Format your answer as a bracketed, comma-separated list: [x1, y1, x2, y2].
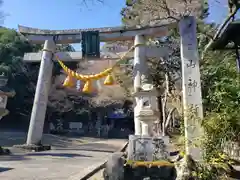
[55, 44, 136, 93]
[63, 75, 75, 87]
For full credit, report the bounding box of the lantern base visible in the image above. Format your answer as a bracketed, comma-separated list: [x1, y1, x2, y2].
[13, 144, 51, 152]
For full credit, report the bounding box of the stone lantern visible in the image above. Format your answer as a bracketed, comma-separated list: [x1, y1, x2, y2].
[128, 83, 170, 162]
[0, 74, 15, 116]
[133, 83, 159, 136]
[0, 73, 15, 155]
[0, 74, 11, 119]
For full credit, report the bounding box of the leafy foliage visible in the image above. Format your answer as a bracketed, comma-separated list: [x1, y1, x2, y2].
[0, 28, 41, 128]
[201, 37, 240, 159]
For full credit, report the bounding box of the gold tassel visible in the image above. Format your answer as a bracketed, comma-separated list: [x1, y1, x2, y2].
[82, 80, 92, 93]
[63, 75, 74, 87]
[104, 74, 114, 85]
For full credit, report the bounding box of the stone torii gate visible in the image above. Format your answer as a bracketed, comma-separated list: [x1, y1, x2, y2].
[18, 24, 170, 147]
[17, 17, 203, 160]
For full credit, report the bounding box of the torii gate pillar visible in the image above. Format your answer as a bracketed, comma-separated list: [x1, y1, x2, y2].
[133, 35, 146, 135]
[26, 40, 55, 147]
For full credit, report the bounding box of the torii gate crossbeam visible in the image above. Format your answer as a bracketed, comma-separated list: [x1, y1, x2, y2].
[18, 24, 173, 44]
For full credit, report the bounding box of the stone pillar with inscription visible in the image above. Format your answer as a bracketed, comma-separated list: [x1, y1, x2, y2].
[179, 16, 204, 160]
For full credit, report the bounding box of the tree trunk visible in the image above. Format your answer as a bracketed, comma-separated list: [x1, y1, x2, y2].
[157, 94, 163, 135]
[162, 97, 167, 136]
[164, 108, 176, 130]
[162, 73, 169, 136]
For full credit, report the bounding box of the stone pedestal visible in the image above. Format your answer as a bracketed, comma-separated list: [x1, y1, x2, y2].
[127, 135, 169, 161]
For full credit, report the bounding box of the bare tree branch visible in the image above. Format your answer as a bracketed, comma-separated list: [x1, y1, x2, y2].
[202, 2, 239, 59]
[164, 107, 176, 129]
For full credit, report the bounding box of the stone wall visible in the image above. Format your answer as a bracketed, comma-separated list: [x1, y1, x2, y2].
[223, 141, 240, 161]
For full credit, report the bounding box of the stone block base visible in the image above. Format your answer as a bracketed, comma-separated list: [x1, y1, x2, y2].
[13, 144, 51, 152]
[0, 146, 11, 155]
[127, 135, 169, 161]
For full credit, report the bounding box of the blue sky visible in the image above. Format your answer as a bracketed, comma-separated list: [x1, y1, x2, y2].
[2, 0, 125, 30]
[2, 0, 229, 31]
